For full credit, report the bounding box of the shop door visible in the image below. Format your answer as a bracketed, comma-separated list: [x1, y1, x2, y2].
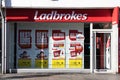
[92, 31, 111, 73]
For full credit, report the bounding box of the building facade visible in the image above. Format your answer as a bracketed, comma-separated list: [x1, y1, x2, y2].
[0, 0, 120, 74]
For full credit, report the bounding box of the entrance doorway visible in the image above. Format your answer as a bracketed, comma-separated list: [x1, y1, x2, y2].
[92, 31, 112, 72]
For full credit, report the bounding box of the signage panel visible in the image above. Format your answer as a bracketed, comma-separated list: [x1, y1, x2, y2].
[6, 9, 112, 22]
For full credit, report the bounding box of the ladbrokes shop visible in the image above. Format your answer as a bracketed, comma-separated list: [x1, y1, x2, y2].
[3, 7, 119, 73]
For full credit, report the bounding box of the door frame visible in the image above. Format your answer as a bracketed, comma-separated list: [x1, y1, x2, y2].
[90, 23, 113, 73]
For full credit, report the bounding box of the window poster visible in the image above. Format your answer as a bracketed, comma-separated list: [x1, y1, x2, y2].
[35, 30, 48, 68]
[35, 30, 48, 49]
[18, 30, 32, 68]
[66, 30, 84, 68]
[50, 30, 66, 68]
[18, 30, 32, 49]
[16, 23, 84, 69]
[17, 29, 49, 68]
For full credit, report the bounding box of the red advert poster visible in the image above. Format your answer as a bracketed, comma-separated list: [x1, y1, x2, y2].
[35, 30, 48, 49]
[18, 30, 32, 49]
[70, 42, 83, 57]
[52, 30, 65, 41]
[69, 30, 82, 41]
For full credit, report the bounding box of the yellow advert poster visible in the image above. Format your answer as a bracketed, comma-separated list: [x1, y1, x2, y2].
[69, 58, 82, 68]
[35, 50, 48, 68]
[18, 59, 31, 68]
[35, 59, 48, 68]
[18, 51, 31, 68]
[52, 59, 65, 68]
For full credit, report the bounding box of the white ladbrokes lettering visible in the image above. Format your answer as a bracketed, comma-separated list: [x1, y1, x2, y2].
[34, 11, 88, 20]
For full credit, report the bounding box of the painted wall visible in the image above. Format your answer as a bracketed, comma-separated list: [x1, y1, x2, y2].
[4, 0, 120, 8]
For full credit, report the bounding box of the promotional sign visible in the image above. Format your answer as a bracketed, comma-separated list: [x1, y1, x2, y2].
[35, 30, 48, 68]
[35, 30, 48, 49]
[17, 28, 49, 68]
[35, 49, 48, 68]
[18, 30, 32, 49]
[35, 51, 48, 68]
[18, 50, 31, 68]
[18, 30, 32, 68]
[67, 30, 84, 68]
[51, 30, 65, 68]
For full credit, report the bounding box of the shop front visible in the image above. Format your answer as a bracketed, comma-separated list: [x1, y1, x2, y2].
[5, 7, 119, 73]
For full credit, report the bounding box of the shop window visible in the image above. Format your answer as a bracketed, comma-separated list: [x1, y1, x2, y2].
[15, 22, 90, 69]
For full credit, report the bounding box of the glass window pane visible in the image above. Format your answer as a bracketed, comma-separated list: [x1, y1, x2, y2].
[93, 23, 112, 29]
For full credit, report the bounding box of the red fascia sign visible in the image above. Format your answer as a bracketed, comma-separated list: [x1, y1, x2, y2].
[6, 9, 112, 22]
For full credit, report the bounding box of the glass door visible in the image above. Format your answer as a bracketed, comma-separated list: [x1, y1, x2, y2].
[93, 31, 111, 72]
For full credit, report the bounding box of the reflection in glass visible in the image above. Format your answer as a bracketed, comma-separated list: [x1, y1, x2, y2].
[93, 23, 112, 29]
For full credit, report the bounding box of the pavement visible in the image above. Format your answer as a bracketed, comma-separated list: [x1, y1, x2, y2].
[0, 73, 120, 80]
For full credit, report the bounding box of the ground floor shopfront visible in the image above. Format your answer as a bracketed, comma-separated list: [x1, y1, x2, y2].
[1, 7, 119, 74]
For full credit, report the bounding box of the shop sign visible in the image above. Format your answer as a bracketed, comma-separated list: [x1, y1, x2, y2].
[34, 11, 87, 21]
[6, 9, 112, 22]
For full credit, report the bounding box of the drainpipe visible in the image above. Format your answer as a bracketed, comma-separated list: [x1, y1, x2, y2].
[0, 0, 6, 74]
